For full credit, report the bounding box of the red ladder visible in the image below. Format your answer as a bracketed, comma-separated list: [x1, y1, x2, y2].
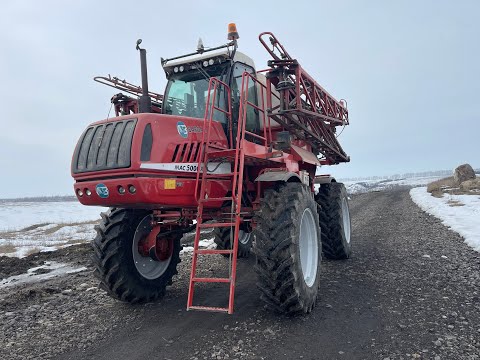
[187, 78, 246, 314]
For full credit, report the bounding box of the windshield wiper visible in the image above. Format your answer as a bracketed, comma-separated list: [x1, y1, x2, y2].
[194, 62, 211, 81]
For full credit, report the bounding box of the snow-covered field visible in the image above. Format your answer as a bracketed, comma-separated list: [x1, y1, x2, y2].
[0, 201, 107, 257]
[0, 201, 106, 231]
[343, 175, 445, 194]
[410, 187, 480, 252]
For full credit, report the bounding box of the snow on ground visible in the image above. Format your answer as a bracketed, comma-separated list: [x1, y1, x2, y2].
[181, 238, 215, 254]
[0, 261, 87, 289]
[343, 175, 445, 194]
[0, 223, 99, 258]
[0, 201, 107, 257]
[0, 201, 106, 231]
[410, 187, 480, 252]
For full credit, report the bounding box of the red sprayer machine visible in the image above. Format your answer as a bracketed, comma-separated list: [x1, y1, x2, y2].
[72, 24, 351, 314]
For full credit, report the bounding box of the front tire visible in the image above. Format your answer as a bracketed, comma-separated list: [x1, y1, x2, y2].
[254, 183, 321, 315]
[92, 208, 181, 303]
[315, 182, 352, 259]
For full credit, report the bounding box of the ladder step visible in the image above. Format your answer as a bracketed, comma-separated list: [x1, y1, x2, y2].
[198, 222, 236, 228]
[196, 249, 234, 255]
[192, 277, 231, 283]
[187, 305, 229, 313]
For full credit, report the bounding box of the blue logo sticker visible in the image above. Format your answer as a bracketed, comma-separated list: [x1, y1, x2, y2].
[96, 183, 109, 198]
[177, 121, 188, 138]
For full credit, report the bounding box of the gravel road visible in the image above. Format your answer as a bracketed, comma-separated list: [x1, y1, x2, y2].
[1, 189, 479, 360]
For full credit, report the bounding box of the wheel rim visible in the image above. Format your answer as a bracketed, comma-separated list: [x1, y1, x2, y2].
[132, 215, 172, 280]
[298, 208, 318, 288]
[238, 230, 251, 245]
[341, 197, 351, 244]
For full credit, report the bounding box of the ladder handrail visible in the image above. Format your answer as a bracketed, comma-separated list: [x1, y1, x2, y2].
[237, 71, 275, 154]
[188, 76, 244, 314]
[194, 77, 232, 202]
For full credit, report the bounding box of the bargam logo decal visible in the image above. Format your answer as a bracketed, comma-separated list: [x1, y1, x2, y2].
[96, 183, 109, 198]
[177, 121, 188, 138]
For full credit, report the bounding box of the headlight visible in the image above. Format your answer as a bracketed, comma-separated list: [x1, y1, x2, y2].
[203, 60, 209, 67]
[179, 65, 184, 72]
[173, 66, 179, 73]
[208, 59, 214, 66]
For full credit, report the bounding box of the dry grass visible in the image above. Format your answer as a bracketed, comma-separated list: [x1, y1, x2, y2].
[447, 200, 465, 207]
[0, 243, 17, 254]
[0, 220, 98, 238]
[427, 176, 479, 197]
[427, 176, 456, 197]
[0, 231, 16, 240]
[43, 222, 95, 235]
[23, 247, 42, 257]
[21, 223, 51, 231]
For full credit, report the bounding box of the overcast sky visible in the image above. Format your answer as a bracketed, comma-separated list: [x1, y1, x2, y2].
[0, 0, 479, 198]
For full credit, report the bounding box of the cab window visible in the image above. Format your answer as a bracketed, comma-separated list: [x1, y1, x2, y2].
[231, 63, 260, 134]
[163, 63, 228, 123]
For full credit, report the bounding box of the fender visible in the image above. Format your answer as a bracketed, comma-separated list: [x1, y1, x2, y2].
[255, 171, 302, 183]
[314, 175, 337, 184]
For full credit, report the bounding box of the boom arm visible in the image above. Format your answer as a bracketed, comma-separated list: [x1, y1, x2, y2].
[260, 32, 350, 165]
[94, 75, 163, 116]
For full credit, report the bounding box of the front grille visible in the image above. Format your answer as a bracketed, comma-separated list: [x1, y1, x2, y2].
[72, 119, 137, 173]
[172, 142, 200, 162]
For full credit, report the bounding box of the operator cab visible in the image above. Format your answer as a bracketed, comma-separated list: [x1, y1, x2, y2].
[162, 43, 260, 138]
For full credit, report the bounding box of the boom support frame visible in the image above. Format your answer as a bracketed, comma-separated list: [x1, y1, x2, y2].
[260, 32, 350, 165]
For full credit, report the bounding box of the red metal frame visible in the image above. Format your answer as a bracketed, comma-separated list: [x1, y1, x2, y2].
[259, 32, 350, 165]
[74, 31, 350, 315]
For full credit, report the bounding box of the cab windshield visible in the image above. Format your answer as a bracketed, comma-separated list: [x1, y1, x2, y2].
[163, 63, 229, 123]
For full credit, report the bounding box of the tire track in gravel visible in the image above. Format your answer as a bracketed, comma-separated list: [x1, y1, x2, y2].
[2, 189, 478, 360]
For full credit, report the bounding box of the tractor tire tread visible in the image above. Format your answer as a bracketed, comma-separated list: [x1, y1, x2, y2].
[253, 183, 321, 315]
[315, 183, 351, 259]
[92, 208, 181, 303]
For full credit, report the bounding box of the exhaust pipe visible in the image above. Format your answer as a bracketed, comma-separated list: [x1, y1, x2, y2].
[136, 39, 152, 113]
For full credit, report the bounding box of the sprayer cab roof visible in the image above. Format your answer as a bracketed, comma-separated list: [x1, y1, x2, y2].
[161, 29, 255, 80]
[163, 49, 255, 77]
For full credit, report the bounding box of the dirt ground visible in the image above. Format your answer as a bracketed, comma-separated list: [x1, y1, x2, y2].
[1, 189, 479, 360]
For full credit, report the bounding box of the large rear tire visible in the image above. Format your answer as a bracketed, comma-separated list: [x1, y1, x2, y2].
[315, 182, 352, 259]
[254, 183, 321, 315]
[214, 226, 253, 258]
[92, 208, 181, 303]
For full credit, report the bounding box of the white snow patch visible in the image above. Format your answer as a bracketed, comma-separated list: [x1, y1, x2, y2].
[0, 201, 107, 257]
[343, 176, 446, 195]
[180, 238, 215, 254]
[410, 187, 480, 252]
[199, 238, 215, 248]
[0, 201, 107, 231]
[0, 223, 99, 258]
[0, 261, 87, 289]
[181, 246, 194, 254]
